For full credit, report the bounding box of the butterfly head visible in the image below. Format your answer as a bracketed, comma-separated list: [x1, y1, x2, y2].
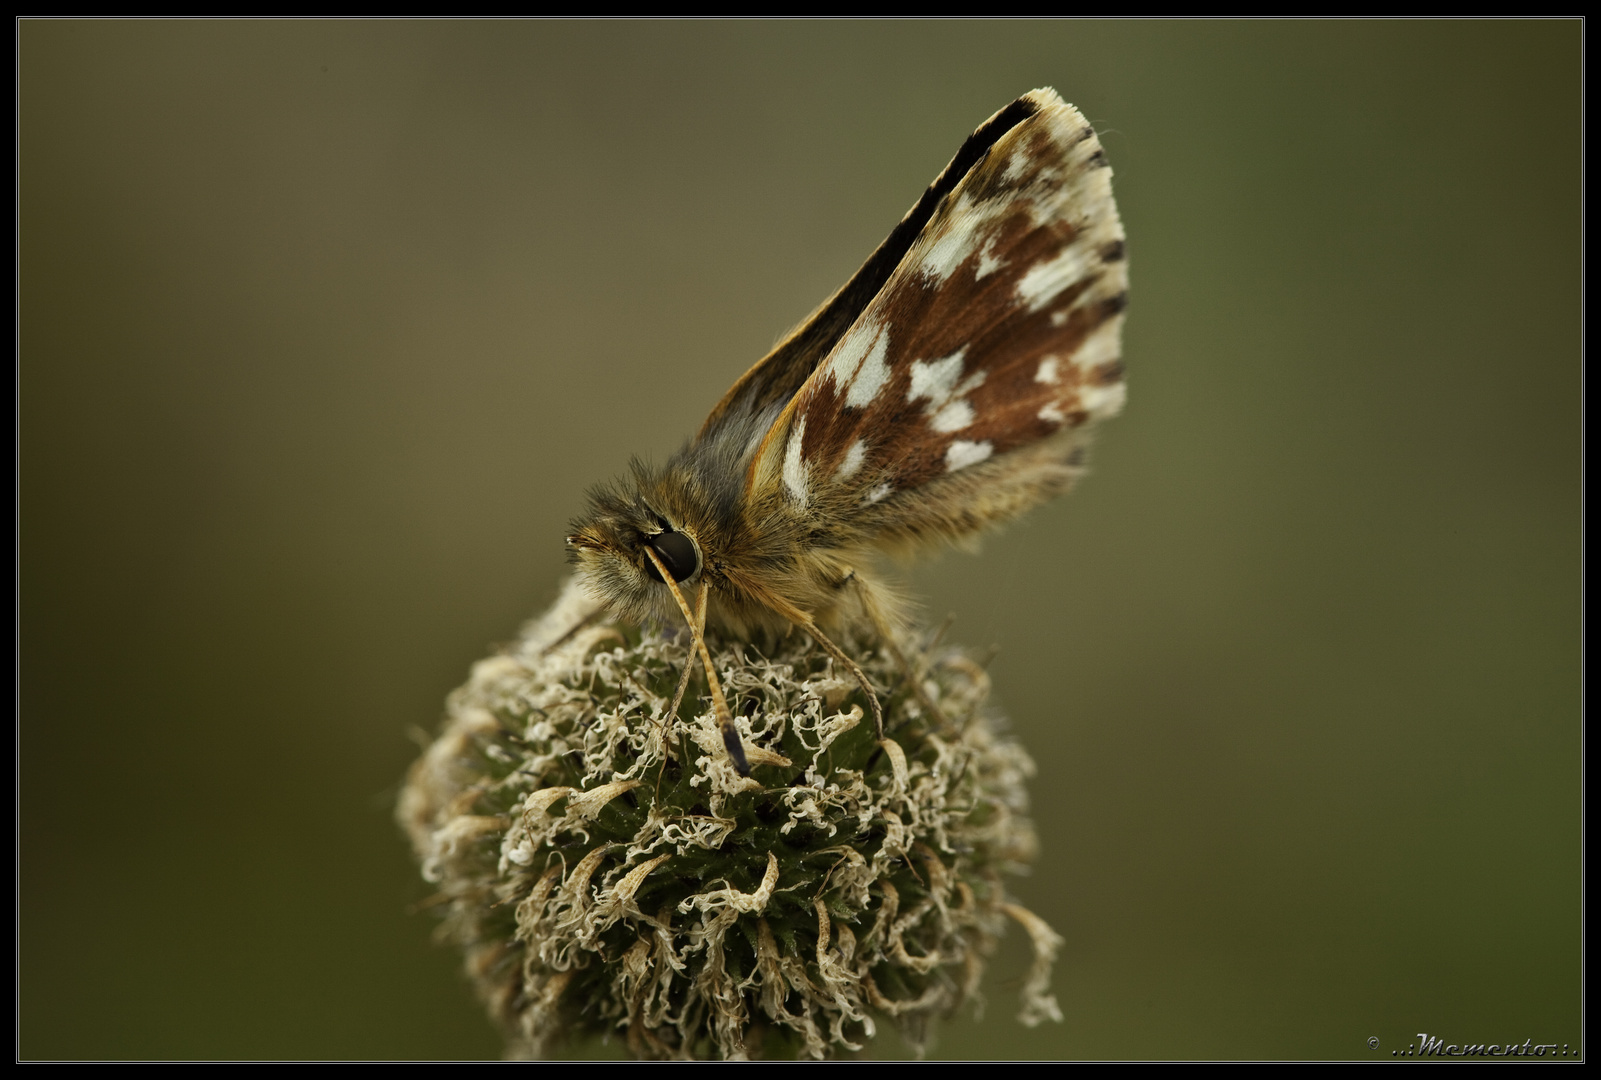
[567, 469, 707, 624]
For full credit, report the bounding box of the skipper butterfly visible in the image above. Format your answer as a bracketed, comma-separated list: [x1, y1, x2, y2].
[568, 89, 1128, 776]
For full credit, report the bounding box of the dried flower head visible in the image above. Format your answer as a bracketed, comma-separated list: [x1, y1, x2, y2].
[398, 577, 1062, 1059]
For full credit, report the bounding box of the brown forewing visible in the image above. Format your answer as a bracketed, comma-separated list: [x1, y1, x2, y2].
[753, 93, 1128, 529]
[692, 94, 1050, 448]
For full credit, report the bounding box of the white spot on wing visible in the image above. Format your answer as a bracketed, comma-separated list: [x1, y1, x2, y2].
[845, 326, 891, 408]
[1035, 356, 1060, 384]
[1071, 318, 1122, 372]
[836, 439, 867, 480]
[908, 350, 968, 406]
[909, 348, 986, 435]
[918, 195, 985, 282]
[945, 440, 993, 472]
[1038, 402, 1065, 425]
[783, 418, 809, 506]
[823, 319, 881, 394]
[1016, 242, 1095, 312]
[1079, 381, 1127, 420]
[974, 237, 1006, 279]
[930, 400, 974, 433]
[862, 482, 893, 506]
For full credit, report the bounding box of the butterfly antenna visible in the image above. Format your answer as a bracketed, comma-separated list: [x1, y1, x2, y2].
[642, 547, 750, 778]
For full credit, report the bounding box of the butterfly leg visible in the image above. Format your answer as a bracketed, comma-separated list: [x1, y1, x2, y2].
[662, 623, 699, 733]
[800, 621, 885, 741]
[753, 585, 887, 743]
[845, 572, 954, 735]
[642, 546, 751, 777]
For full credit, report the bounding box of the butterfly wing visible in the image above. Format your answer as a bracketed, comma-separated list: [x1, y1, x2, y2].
[693, 95, 1057, 449]
[747, 88, 1128, 553]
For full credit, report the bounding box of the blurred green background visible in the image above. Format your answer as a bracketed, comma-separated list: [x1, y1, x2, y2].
[20, 21, 1579, 1060]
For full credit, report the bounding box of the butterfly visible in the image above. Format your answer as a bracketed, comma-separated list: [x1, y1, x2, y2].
[568, 88, 1128, 777]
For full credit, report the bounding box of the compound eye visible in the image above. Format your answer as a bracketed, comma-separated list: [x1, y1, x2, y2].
[643, 530, 699, 583]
